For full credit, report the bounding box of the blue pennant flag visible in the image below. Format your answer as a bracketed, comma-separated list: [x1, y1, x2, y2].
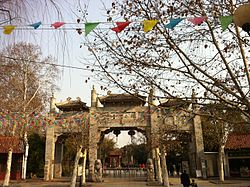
[165, 18, 184, 29]
[29, 21, 42, 29]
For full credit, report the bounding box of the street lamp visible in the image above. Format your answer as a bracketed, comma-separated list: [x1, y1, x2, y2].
[233, 2, 250, 35]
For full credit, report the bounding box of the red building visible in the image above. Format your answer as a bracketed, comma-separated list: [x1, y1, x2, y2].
[108, 149, 122, 168]
[225, 134, 250, 178]
[0, 136, 24, 180]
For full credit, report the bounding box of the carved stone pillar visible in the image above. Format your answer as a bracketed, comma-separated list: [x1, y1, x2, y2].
[88, 108, 100, 182]
[146, 158, 155, 182]
[88, 140, 98, 181]
[44, 125, 55, 181]
[150, 106, 161, 181]
[91, 86, 97, 107]
[54, 142, 63, 178]
[192, 114, 206, 178]
[94, 159, 103, 182]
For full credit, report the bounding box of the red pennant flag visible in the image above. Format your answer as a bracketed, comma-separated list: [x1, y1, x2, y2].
[111, 22, 131, 33]
[51, 22, 65, 29]
[188, 17, 207, 25]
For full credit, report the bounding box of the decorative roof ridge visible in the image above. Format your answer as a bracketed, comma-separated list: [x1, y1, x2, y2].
[99, 93, 146, 100]
[56, 98, 86, 106]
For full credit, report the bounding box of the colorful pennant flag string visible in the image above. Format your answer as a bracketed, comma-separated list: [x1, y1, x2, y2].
[187, 17, 207, 25]
[143, 20, 159, 33]
[111, 22, 131, 33]
[1, 14, 237, 35]
[3, 25, 16, 34]
[165, 18, 184, 29]
[51, 22, 65, 29]
[0, 112, 91, 131]
[85, 22, 100, 36]
[29, 21, 42, 29]
[219, 16, 233, 31]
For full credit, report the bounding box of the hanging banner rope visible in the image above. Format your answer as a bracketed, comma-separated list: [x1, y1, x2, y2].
[0, 15, 236, 35]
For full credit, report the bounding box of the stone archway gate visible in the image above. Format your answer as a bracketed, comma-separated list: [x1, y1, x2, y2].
[44, 87, 206, 182]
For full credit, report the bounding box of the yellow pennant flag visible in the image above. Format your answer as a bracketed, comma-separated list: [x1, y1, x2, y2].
[143, 20, 158, 33]
[3, 25, 16, 34]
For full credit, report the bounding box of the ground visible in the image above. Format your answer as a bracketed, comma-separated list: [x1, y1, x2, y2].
[2, 177, 250, 187]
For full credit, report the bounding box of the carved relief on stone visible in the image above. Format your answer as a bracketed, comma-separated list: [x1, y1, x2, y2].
[97, 112, 111, 125]
[146, 158, 155, 182]
[94, 159, 103, 182]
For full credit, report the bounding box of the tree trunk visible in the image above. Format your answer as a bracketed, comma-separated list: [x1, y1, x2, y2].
[22, 144, 29, 179]
[3, 149, 13, 187]
[81, 149, 87, 186]
[218, 145, 225, 182]
[22, 132, 29, 180]
[70, 146, 83, 187]
[160, 146, 170, 187]
[155, 147, 162, 183]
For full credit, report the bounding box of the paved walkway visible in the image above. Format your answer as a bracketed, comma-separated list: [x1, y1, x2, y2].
[3, 177, 250, 187]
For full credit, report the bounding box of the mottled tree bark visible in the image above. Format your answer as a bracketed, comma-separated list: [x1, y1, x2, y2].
[160, 146, 170, 187]
[218, 145, 225, 182]
[3, 149, 12, 187]
[70, 146, 83, 187]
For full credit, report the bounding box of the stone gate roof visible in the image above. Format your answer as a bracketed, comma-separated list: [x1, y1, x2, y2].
[0, 136, 24, 153]
[99, 93, 146, 106]
[56, 97, 89, 112]
[225, 134, 250, 150]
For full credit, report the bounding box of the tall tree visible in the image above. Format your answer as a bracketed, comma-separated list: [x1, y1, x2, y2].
[0, 42, 58, 113]
[0, 42, 58, 186]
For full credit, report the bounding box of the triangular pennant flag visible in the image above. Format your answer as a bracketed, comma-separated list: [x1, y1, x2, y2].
[29, 21, 42, 29]
[3, 25, 16, 34]
[165, 18, 184, 29]
[85, 22, 100, 36]
[219, 16, 233, 31]
[51, 22, 65, 29]
[143, 20, 159, 33]
[111, 22, 131, 33]
[188, 17, 207, 25]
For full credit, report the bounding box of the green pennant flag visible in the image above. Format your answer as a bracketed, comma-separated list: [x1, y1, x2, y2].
[219, 16, 233, 31]
[85, 22, 100, 36]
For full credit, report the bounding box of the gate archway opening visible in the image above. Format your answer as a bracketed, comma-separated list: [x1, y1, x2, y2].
[98, 127, 148, 180]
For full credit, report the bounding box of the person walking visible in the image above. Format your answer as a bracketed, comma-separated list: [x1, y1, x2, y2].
[180, 170, 190, 187]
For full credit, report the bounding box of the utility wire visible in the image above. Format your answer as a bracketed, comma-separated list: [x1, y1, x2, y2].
[0, 55, 94, 71]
